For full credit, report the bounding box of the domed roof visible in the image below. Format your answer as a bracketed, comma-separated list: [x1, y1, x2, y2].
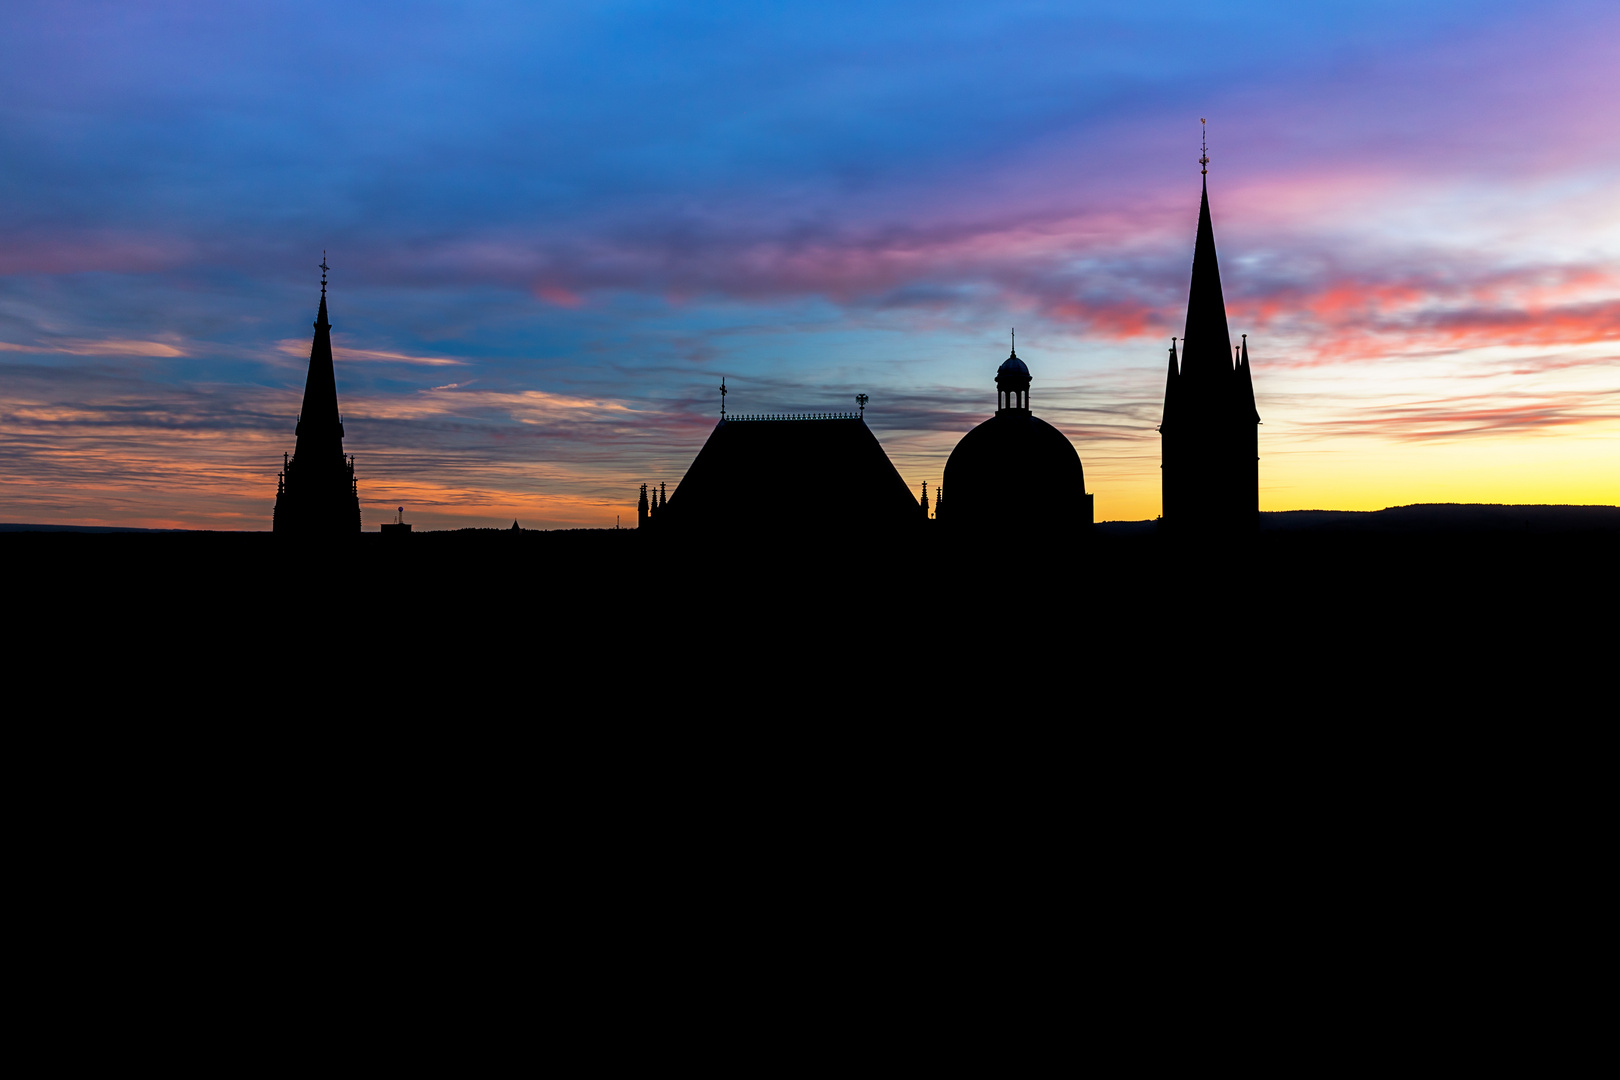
[998, 351, 1030, 379]
[942, 411, 1085, 533]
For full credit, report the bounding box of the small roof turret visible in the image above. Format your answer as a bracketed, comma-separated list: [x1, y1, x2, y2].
[998, 328, 1030, 382]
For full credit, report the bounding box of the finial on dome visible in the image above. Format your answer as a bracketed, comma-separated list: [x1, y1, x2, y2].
[1011, 327, 1016, 356]
[1199, 119, 1209, 176]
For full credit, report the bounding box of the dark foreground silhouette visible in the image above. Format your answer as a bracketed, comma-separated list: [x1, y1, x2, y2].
[8, 503, 1613, 718]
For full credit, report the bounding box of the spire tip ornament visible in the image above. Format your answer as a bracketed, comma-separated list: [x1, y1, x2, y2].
[1199, 119, 1209, 176]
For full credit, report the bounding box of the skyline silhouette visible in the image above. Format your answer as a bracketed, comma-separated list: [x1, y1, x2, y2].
[1, 3, 1616, 529]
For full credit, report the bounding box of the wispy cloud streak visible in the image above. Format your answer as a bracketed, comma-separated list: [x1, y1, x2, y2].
[1, 1, 1618, 524]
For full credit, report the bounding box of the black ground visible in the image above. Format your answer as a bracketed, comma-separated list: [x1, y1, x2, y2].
[8, 503, 1613, 720]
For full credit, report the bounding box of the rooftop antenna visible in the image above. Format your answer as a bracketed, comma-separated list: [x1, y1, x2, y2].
[320, 251, 329, 294]
[856, 393, 869, 419]
[1199, 119, 1209, 176]
[719, 376, 727, 419]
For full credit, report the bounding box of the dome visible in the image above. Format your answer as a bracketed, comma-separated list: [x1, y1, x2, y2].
[998, 352, 1030, 379]
[942, 411, 1086, 534]
[941, 346, 1092, 535]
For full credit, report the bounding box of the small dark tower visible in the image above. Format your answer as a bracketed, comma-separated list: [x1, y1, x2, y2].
[638, 483, 650, 528]
[1159, 125, 1259, 531]
[274, 258, 360, 534]
[996, 332, 1031, 414]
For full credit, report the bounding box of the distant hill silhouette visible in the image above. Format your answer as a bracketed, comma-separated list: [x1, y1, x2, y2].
[1260, 504, 1620, 533]
[1095, 503, 1620, 537]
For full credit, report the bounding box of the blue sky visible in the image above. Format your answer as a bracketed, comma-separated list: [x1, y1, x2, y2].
[2, 0, 1616, 526]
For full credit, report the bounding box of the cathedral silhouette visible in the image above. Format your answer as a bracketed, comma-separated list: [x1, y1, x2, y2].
[274, 260, 360, 535]
[272, 160, 1256, 539]
[638, 342, 1093, 539]
[636, 167, 1256, 539]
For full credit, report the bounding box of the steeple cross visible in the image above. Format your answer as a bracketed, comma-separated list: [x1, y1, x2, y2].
[320, 252, 329, 293]
[1199, 119, 1209, 176]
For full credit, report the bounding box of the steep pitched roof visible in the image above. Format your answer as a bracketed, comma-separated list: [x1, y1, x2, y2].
[657, 415, 922, 536]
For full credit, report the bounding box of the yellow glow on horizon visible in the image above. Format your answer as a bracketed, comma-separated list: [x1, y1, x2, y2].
[1071, 421, 1620, 521]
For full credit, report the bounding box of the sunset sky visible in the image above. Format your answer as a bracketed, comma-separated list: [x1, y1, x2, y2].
[2, 0, 1616, 529]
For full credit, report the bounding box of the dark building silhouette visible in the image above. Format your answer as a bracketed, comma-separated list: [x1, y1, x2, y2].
[1159, 165, 1259, 530]
[274, 266, 360, 535]
[381, 507, 411, 534]
[637, 482, 666, 528]
[940, 344, 1092, 535]
[648, 411, 922, 536]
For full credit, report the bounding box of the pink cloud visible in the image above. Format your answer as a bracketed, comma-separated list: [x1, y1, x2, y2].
[534, 284, 585, 308]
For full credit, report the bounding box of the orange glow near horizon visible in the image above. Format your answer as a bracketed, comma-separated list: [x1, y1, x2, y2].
[2, 331, 1616, 530]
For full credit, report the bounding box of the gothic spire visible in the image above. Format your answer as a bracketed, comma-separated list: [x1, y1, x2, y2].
[1180, 179, 1233, 386]
[295, 273, 344, 453]
[274, 259, 359, 533]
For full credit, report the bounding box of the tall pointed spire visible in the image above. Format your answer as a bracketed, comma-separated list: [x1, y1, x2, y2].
[274, 257, 360, 534]
[1180, 177, 1232, 384]
[1158, 125, 1259, 533]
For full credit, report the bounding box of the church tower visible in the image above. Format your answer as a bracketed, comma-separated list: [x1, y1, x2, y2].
[1159, 128, 1259, 530]
[274, 259, 361, 534]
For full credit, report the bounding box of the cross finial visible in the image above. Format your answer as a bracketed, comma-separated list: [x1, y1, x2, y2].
[1199, 119, 1209, 176]
[319, 251, 329, 293]
[719, 376, 727, 418]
